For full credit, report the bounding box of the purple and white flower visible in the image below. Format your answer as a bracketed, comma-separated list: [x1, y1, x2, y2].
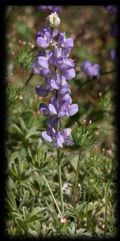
[33, 12, 78, 148]
[82, 60, 100, 78]
[38, 6, 62, 14]
[105, 5, 118, 13]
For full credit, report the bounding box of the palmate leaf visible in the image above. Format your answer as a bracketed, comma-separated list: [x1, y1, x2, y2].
[6, 191, 17, 213]
[71, 122, 97, 148]
[15, 217, 28, 234]
[16, 43, 35, 70]
[31, 148, 48, 171]
[98, 92, 112, 112]
[7, 83, 21, 108]
[25, 126, 40, 139]
[10, 123, 24, 136]
[27, 207, 46, 223]
[9, 159, 30, 182]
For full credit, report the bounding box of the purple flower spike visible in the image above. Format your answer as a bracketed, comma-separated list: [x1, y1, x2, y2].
[33, 12, 78, 148]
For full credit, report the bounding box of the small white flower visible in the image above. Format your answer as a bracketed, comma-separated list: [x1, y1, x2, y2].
[47, 12, 60, 28]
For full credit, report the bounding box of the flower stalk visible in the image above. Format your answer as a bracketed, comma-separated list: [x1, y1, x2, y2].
[57, 148, 64, 213]
[42, 174, 61, 214]
[75, 148, 81, 190]
[72, 148, 81, 206]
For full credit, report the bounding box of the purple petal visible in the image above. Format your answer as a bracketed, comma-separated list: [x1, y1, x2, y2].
[60, 85, 69, 94]
[69, 104, 78, 116]
[38, 56, 49, 69]
[37, 37, 48, 48]
[35, 85, 49, 97]
[48, 103, 57, 115]
[64, 38, 74, 48]
[42, 131, 52, 142]
[82, 60, 91, 69]
[61, 128, 71, 138]
[32, 62, 41, 74]
[39, 103, 49, 115]
[38, 6, 48, 11]
[110, 49, 117, 61]
[62, 94, 72, 104]
[62, 58, 75, 70]
[46, 116, 57, 128]
[56, 133, 64, 147]
[58, 110, 65, 117]
[50, 79, 59, 89]
[64, 68, 76, 80]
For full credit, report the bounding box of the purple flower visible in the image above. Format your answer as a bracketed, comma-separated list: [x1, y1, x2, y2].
[82, 60, 100, 78]
[110, 49, 119, 62]
[32, 56, 50, 76]
[48, 6, 62, 13]
[33, 12, 78, 148]
[41, 127, 72, 148]
[38, 5, 62, 14]
[105, 5, 118, 13]
[62, 68, 76, 80]
[37, 27, 52, 48]
[39, 103, 49, 115]
[110, 49, 116, 61]
[41, 127, 64, 148]
[58, 103, 78, 117]
[35, 85, 50, 97]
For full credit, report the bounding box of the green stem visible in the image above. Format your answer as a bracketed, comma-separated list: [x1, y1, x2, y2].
[75, 148, 81, 190]
[42, 174, 61, 214]
[24, 72, 34, 87]
[73, 148, 81, 206]
[57, 148, 64, 213]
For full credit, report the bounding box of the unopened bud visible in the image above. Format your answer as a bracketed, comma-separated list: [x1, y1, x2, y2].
[47, 12, 60, 28]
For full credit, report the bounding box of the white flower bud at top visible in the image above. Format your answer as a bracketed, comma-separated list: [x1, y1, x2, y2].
[47, 12, 60, 28]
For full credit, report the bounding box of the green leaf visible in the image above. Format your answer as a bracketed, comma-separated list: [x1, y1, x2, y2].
[19, 117, 27, 131]
[15, 217, 28, 233]
[71, 122, 97, 148]
[16, 43, 35, 69]
[11, 123, 24, 136]
[10, 151, 20, 162]
[27, 207, 46, 223]
[7, 83, 21, 108]
[31, 148, 47, 171]
[26, 126, 39, 139]
[6, 191, 17, 212]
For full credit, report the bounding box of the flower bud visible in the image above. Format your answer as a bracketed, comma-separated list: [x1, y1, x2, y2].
[47, 12, 60, 28]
